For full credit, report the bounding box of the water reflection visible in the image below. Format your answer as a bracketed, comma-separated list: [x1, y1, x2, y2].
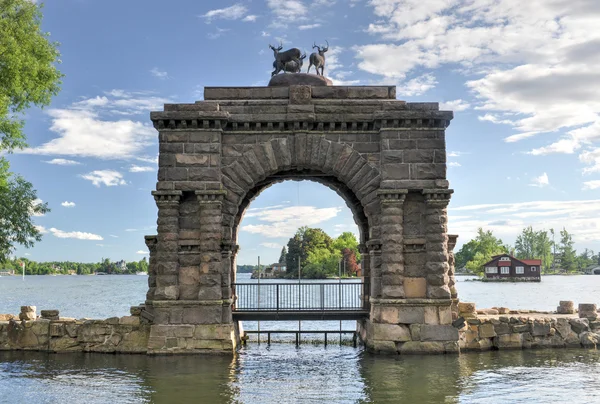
[1, 348, 600, 403]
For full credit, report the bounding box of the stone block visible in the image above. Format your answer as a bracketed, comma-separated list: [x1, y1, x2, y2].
[19, 312, 36, 321]
[182, 306, 222, 325]
[569, 318, 590, 333]
[382, 163, 409, 180]
[40, 310, 59, 320]
[397, 306, 425, 324]
[372, 323, 411, 342]
[580, 332, 600, 348]
[579, 304, 598, 320]
[379, 306, 399, 324]
[494, 333, 523, 349]
[438, 306, 452, 325]
[404, 278, 426, 298]
[554, 318, 572, 338]
[420, 325, 459, 341]
[398, 341, 445, 354]
[154, 286, 179, 301]
[49, 323, 65, 337]
[557, 300, 575, 314]
[458, 302, 476, 314]
[424, 306, 439, 325]
[493, 322, 511, 335]
[382, 285, 405, 299]
[479, 323, 497, 338]
[198, 285, 222, 300]
[531, 321, 551, 336]
[119, 316, 141, 326]
[371, 340, 397, 353]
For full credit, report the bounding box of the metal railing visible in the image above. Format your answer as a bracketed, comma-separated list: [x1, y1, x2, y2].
[233, 282, 365, 312]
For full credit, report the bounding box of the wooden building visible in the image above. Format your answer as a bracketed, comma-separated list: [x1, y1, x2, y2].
[482, 254, 541, 281]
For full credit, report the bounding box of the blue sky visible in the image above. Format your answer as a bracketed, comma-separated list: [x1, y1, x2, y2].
[9, 0, 600, 265]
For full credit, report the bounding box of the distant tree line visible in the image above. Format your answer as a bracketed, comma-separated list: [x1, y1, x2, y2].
[455, 227, 598, 275]
[0, 257, 149, 275]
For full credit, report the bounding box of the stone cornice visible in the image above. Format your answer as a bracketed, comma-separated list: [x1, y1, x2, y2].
[195, 190, 227, 203]
[152, 190, 182, 204]
[377, 189, 408, 202]
[366, 239, 382, 251]
[423, 189, 453, 205]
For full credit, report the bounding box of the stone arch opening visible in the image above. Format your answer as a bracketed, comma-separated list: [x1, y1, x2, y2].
[230, 173, 371, 292]
[232, 170, 370, 247]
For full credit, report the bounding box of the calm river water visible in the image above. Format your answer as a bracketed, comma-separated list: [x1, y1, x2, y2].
[1, 274, 600, 403]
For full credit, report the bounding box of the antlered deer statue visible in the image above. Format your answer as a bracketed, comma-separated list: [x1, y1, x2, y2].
[270, 42, 303, 76]
[307, 40, 329, 76]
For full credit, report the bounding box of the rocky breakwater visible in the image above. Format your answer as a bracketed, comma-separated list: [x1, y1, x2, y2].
[0, 305, 150, 353]
[458, 301, 600, 351]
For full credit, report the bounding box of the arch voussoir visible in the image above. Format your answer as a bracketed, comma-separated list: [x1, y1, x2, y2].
[270, 138, 291, 170]
[241, 149, 266, 184]
[323, 141, 344, 173]
[333, 144, 354, 177]
[253, 142, 278, 174]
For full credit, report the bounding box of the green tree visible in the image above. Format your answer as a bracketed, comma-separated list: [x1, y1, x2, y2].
[332, 232, 361, 261]
[0, 160, 49, 261]
[514, 226, 553, 271]
[0, 0, 63, 261]
[278, 246, 287, 265]
[576, 248, 595, 271]
[558, 228, 577, 272]
[454, 228, 509, 275]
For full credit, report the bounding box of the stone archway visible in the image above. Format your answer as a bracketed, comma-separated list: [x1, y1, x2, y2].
[143, 81, 459, 355]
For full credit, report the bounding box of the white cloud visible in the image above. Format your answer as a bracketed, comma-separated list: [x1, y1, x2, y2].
[448, 162, 461, 167]
[44, 158, 81, 166]
[21, 90, 166, 160]
[201, 4, 248, 22]
[34, 225, 48, 234]
[440, 99, 470, 112]
[354, 0, 600, 177]
[583, 180, 600, 190]
[61, 201, 76, 207]
[267, 0, 307, 25]
[207, 27, 230, 40]
[80, 170, 127, 187]
[110, 235, 119, 238]
[395, 74, 437, 96]
[49, 228, 103, 241]
[241, 205, 341, 238]
[242, 15, 258, 22]
[299, 23, 321, 30]
[580, 148, 600, 174]
[150, 68, 168, 79]
[449, 199, 600, 247]
[136, 155, 158, 164]
[136, 250, 149, 255]
[529, 172, 549, 188]
[129, 165, 155, 173]
[260, 242, 281, 249]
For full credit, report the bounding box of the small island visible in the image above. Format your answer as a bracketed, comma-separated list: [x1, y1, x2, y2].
[246, 226, 361, 280]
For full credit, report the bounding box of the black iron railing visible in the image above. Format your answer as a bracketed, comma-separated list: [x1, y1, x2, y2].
[233, 282, 365, 312]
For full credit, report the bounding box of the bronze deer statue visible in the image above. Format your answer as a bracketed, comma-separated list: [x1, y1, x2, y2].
[307, 40, 329, 76]
[270, 42, 303, 76]
[273, 53, 306, 73]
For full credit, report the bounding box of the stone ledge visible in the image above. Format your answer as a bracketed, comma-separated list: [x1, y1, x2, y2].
[146, 300, 233, 307]
[371, 298, 453, 306]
